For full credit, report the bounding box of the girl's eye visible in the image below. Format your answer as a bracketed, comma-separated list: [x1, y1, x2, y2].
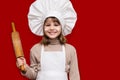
[54, 23, 60, 26]
[45, 24, 50, 26]
[54, 24, 59, 26]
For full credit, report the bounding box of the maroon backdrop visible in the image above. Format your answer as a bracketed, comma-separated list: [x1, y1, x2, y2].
[0, 0, 120, 80]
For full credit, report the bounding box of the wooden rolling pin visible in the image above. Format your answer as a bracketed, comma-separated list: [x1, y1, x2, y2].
[11, 22, 25, 72]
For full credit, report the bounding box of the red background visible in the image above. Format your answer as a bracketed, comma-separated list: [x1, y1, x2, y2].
[0, 0, 120, 80]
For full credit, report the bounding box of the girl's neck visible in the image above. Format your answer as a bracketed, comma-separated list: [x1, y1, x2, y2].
[49, 38, 60, 45]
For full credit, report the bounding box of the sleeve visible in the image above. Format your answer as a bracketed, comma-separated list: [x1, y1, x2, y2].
[21, 48, 40, 80]
[69, 47, 80, 80]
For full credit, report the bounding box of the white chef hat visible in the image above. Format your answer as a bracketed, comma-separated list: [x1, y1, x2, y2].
[28, 0, 77, 36]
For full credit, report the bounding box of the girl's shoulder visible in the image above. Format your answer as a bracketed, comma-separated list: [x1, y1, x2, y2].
[64, 43, 77, 59]
[30, 43, 42, 52]
[30, 43, 76, 52]
[64, 43, 76, 52]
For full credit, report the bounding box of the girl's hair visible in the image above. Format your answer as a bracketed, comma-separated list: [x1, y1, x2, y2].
[41, 17, 67, 45]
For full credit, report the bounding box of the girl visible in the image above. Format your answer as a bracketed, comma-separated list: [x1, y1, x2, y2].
[17, 0, 80, 80]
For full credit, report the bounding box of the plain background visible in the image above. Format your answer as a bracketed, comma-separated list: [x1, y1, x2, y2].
[0, 0, 120, 80]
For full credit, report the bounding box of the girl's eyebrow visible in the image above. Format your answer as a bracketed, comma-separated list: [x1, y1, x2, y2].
[45, 22, 50, 24]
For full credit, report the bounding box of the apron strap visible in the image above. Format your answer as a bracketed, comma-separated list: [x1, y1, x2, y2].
[41, 45, 44, 54]
[62, 45, 65, 54]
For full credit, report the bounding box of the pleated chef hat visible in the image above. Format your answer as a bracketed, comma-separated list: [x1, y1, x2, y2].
[28, 0, 77, 36]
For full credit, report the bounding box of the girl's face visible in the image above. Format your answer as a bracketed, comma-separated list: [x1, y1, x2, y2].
[44, 18, 62, 39]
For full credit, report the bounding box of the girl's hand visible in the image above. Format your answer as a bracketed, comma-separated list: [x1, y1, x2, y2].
[16, 57, 26, 69]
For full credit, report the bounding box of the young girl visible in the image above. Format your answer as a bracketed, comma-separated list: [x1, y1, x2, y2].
[17, 0, 80, 80]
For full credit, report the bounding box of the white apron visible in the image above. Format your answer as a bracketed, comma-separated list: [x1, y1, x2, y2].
[36, 45, 68, 80]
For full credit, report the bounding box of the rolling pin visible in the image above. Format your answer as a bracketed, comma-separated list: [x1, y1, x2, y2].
[11, 22, 25, 72]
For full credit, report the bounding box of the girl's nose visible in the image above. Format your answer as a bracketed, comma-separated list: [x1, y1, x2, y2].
[50, 26, 54, 29]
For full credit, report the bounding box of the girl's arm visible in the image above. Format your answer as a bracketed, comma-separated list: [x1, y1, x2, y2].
[69, 46, 80, 80]
[22, 50, 40, 79]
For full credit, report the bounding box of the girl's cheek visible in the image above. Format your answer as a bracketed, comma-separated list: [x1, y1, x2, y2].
[44, 28, 48, 31]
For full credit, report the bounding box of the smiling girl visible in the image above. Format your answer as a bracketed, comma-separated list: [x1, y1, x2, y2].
[16, 0, 80, 80]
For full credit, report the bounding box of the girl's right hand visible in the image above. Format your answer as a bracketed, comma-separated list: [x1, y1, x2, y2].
[16, 57, 26, 70]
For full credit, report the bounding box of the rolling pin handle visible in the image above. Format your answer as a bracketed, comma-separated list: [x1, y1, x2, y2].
[20, 65, 26, 73]
[11, 22, 16, 32]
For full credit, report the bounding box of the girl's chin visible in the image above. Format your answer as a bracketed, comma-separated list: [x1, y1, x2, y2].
[48, 36, 58, 39]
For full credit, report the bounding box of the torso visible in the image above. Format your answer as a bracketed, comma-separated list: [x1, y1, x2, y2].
[36, 45, 68, 80]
